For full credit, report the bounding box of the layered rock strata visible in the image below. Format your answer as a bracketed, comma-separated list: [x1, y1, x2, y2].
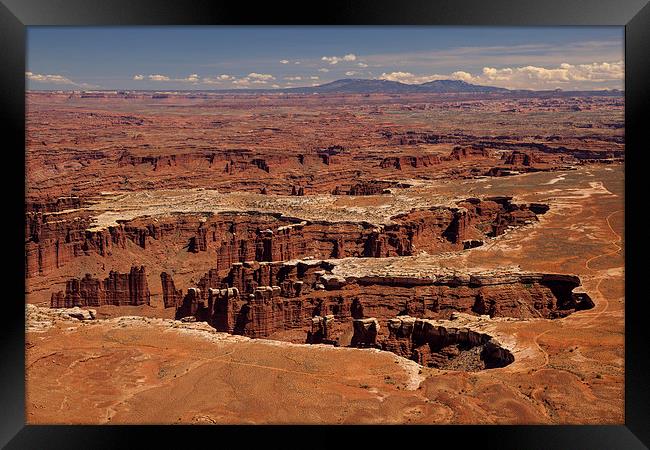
[332, 180, 397, 195]
[50, 266, 150, 308]
[379, 155, 442, 170]
[174, 286, 299, 338]
[383, 315, 514, 370]
[351, 318, 381, 348]
[160, 272, 183, 308]
[28, 198, 547, 277]
[168, 260, 593, 340]
[306, 315, 336, 344]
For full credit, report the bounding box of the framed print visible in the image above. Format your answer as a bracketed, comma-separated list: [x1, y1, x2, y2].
[1, 0, 648, 447]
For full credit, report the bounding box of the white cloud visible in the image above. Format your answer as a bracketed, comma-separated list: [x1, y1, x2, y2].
[26, 71, 99, 89]
[148, 74, 171, 81]
[310, 76, 319, 80]
[378, 61, 623, 89]
[271, 84, 280, 88]
[294, 61, 301, 65]
[462, 61, 624, 89]
[450, 71, 473, 82]
[280, 60, 289, 64]
[26, 71, 76, 85]
[345, 71, 357, 76]
[379, 71, 448, 84]
[318, 68, 330, 73]
[145, 74, 200, 83]
[201, 74, 235, 85]
[321, 53, 357, 65]
[481, 61, 623, 84]
[133, 74, 144, 81]
[285, 76, 302, 81]
[247, 73, 275, 81]
[357, 62, 368, 68]
[224, 73, 277, 87]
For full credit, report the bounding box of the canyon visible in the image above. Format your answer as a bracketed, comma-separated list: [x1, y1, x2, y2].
[168, 258, 592, 370]
[26, 195, 545, 277]
[170, 260, 593, 333]
[25, 91, 624, 424]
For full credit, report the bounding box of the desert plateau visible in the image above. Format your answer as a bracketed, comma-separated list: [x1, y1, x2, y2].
[24, 87, 624, 424]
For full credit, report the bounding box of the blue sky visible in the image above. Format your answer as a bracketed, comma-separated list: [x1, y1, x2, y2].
[27, 26, 624, 91]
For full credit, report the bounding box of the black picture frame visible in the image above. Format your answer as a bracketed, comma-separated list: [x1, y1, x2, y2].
[1, 0, 648, 447]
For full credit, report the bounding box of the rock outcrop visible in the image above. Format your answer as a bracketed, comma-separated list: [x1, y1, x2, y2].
[503, 150, 539, 166]
[449, 146, 492, 160]
[351, 318, 380, 348]
[290, 185, 305, 196]
[306, 315, 336, 344]
[28, 198, 547, 278]
[383, 315, 514, 370]
[457, 196, 543, 237]
[26, 304, 96, 333]
[161, 272, 183, 308]
[379, 155, 441, 170]
[171, 258, 593, 340]
[174, 285, 303, 338]
[25, 210, 98, 277]
[26, 196, 81, 213]
[332, 180, 397, 195]
[50, 266, 150, 308]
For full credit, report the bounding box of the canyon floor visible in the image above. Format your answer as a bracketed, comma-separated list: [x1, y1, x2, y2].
[25, 92, 624, 424]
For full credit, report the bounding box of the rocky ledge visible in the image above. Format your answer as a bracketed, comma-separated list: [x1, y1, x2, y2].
[166, 256, 594, 342]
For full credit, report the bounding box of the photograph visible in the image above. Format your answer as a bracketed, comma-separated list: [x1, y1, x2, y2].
[23, 25, 626, 425]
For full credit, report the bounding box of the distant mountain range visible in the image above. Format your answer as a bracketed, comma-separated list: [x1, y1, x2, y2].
[279, 78, 510, 94]
[206, 78, 620, 95]
[204, 78, 509, 94]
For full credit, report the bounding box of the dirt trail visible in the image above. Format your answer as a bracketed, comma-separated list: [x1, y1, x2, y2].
[578, 209, 623, 326]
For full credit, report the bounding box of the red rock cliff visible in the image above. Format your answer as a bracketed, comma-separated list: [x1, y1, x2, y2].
[171, 259, 593, 340]
[50, 266, 150, 307]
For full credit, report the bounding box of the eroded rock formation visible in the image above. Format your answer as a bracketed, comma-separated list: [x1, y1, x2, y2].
[306, 315, 336, 344]
[383, 315, 514, 370]
[332, 180, 396, 195]
[174, 285, 299, 338]
[170, 258, 593, 340]
[51, 266, 150, 308]
[449, 146, 492, 160]
[351, 318, 380, 348]
[503, 150, 540, 166]
[379, 155, 441, 170]
[29, 197, 547, 277]
[26, 196, 81, 213]
[161, 272, 183, 308]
